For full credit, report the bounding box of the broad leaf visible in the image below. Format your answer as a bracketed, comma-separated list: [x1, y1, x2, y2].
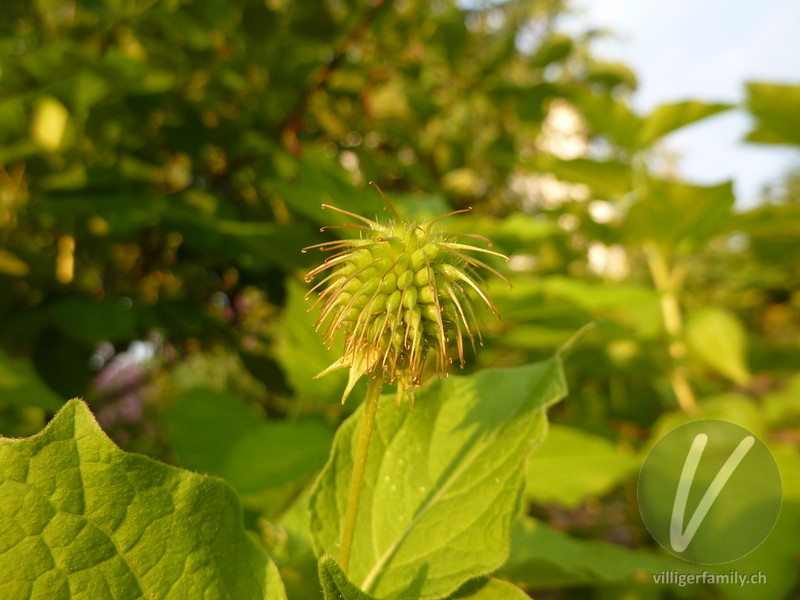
[0, 400, 286, 600]
[528, 34, 573, 69]
[640, 100, 732, 146]
[318, 556, 530, 600]
[685, 307, 751, 384]
[526, 425, 638, 508]
[498, 516, 692, 589]
[166, 388, 333, 494]
[526, 154, 632, 198]
[576, 92, 643, 150]
[309, 356, 567, 600]
[625, 179, 734, 250]
[543, 277, 662, 338]
[744, 82, 800, 146]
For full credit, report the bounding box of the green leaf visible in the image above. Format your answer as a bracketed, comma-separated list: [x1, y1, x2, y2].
[275, 279, 354, 405]
[309, 356, 567, 600]
[319, 556, 374, 600]
[0, 348, 64, 411]
[529, 34, 573, 69]
[526, 425, 638, 508]
[448, 578, 530, 600]
[586, 62, 638, 91]
[223, 420, 334, 494]
[640, 100, 733, 146]
[685, 307, 751, 384]
[744, 82, 800, 146]
[268, 151, 384, 228]
[498, 515, 692, 589]
[164, 208, 316, 272]
[726, 203, 800, 263]
[543, 277, 662, 338]
[166, 388, 334, 494]
[576, 92, 643, 150]
[526, 154, 632, 198]
[166, 388, 261, 477]
[0, 400, 286, 600]
[625, 179, 734, 250]
[319, 556, 530, 600]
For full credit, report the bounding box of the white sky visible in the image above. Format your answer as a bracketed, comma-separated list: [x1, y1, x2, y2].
[560, 0, 800, 207]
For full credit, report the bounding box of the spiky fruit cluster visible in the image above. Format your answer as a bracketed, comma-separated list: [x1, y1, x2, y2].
[304, 193, 509, 405]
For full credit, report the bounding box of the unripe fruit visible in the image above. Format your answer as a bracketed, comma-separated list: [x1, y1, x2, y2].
[303, 187, 510, 405]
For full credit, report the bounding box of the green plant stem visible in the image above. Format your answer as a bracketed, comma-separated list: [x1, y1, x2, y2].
[339, 376, 383, 574]
[644, 244, 697, 413]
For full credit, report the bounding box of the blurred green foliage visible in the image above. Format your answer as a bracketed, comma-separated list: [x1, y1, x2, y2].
[1, 0, 799, 599]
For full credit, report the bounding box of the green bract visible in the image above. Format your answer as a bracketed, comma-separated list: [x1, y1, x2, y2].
[304, 198, 509, 404]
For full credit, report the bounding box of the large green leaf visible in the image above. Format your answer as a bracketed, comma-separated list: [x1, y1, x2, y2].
[309, 356, 567, 600]
[0, 400, 286, 600]
[526, 155, 632, 198]
[639, 100, 732, 146]
[498, 515, 692, 590]
[166, 388, 334, 494]
[543, 277, 662, 338]
[526, 425, 638, 508]
[625, 179, 734, 250]
[528, 34, 573, 69]
[318, 556, 530, 600]
[744, 82, 800, 146]
[726, 203, 800, 263]
[0, 349, 64, 411]
[684, 307, 751, 384]
[576, 92, 643, 150]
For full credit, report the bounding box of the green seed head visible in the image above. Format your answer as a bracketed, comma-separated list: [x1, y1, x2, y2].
[304, 190, 509, 405]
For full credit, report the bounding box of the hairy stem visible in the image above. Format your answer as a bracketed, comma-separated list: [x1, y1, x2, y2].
[339, 376, 383, 573]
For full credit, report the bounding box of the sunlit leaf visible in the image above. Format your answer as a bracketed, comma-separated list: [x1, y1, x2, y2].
[529, 34, 573, 69]
[0, 400, 287, 600]
[318, 556, 530, 600]
[526, 154, 631, 198]
[166, 388, 334, 494]
[685, 307, 751, 384]
[498, 516, 692, 589]
[309, 356, 567, 600]
[640, 100, 732, 146]
[625, 179, 734, 250]
[744, 82, 800, 146]
[526, 425, 637, 508]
